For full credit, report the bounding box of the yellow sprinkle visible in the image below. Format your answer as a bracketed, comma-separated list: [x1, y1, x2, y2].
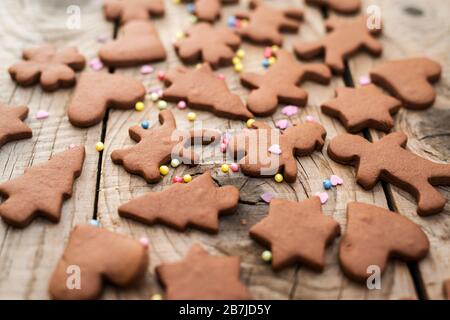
[171, 158, 181, 168]
[135, 101, 145, 111]
[261, 250, 272, 262]
[236, 49, 245, 59]
[268, 57, 276, 65]
[150, 92, 159, 102]
[159, 165, 169, 176]
[175, 31, 185, 40]
[196, 63, 203, 69]
[190, 15, 198, 24]
[95, 142, 104, 152]
[234, 63, 243, 73]
[274, 173, 284, 183]
[241, 19, 249, 27]
[183, 174, 192, 183]
[271, 45, 279, 52]
[246, 118, 255, 128]
[187, 112, 197, 121]
[221, 164, 229, 173]
[232, 56, 241, 65]
[151, 293, 163, 300]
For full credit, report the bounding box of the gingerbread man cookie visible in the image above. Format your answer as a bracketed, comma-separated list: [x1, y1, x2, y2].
[119, 171, 239, 233]
[156, 244, 251, 300]
[340, 202, 429, 283]
[328, 132, 450, 216]
[99, 20, 166, 67]
[68, 72, 146, 127]
[240, 49, 331, 116]
[305, 0, 361, 14]
[182, 0, 238, 22]
[294, 15, 382, 74]
[111, 110, 220, 183]
[103, 0, 164, 24]
[321, 85, 401, 133]
[234, 0, 303, 45]
[229, 121, 326, 182]
[163, 64, 253, 120]
[0, 146, 85, 228]
[444, 280, 450, 300]
[174, 22, 241, 68]
[250, 197, 340, 271]
[0, 103, 32, 149]
[49, 224, 149, 300]
[370, 58, 442, 110]
[8, 44, 85, 91]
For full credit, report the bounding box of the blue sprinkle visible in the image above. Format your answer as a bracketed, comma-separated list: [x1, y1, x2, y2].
[187, 4, 196, 13]
[323, 179, 332, 190]
[227, 16, 237, 28]
[262, 59, 270, 68]
[90, 219, 100, 227]
[141, 120, 149, 129]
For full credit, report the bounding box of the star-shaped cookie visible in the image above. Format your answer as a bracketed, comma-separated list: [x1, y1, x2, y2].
[321, 85, 401, 132]
[0, 103, 32, 148]
[118, 171, 240, 233]
[250, 197, 340, 271]
[156, 244, 251, 300]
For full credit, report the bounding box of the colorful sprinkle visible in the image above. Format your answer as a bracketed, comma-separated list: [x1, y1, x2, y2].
[230, 163, 239, 172]
[268, 57, 276, 65]
[232, 56, 241, 65]
[261, 250, 272, 262]
[157, 71, 165, 81]
[260, 192, 273, 203]
[274, 173, 284, 183]
[187, 112, 197, 121]
[157, 100, 168, 110]
[218, 73, 225, 80]
[281, 105, 299, 116]
[69, 144, 76, 149]
[264, 47, 272, 58]
[89, 58, 103, 71]
[36, 110, 49, 120]
[150, 92, 159, 102]
[183, 174, 192, 183]
[262, 58, 270, 68]
[276, 119, 288, 130]
[151, 293, 163, 300]
[135, 101, 145, 111]
[234, 63, 243, 73]
[171, 158, 181, 168]
[177, 100, 187, 109]
[315, 192, 329, 204]
[227, 16, 237, 28]
[190, 14, 198, 24]
[268, 144, 282, 155]
[159, 165, 169, 176]
[96, 34, 109, 43]
[330, 175, 343, 186]
[220, 142, 227, 153]
[221, 164, 229, 173]
[187, 3, 195, 13]
[141, 120, 149, 129]
[323, 179, 332, 190]
[359, 75, 371, 86]
[139, 237, 149, 247]
[236, 49, 245, 59]
[271, 45, 279, 53]
[246, 118, 255, 128]
[89, 219, 100, 227]
[305, 115, 316, 123]
[95, 142, 104, 152]
[140, 65, 154, 75]
[172, 176, 183, 183]
[175, 31, 185, 40]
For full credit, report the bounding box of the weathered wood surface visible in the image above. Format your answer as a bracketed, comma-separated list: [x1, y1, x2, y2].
[0, 0, 447, 299]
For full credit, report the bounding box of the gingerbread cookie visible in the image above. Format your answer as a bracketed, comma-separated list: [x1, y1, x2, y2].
[321, 85, 401, 133]
[99, 20, 166, 67]
[163, 64, 253, 120]
[370, 58, 442, 110]
[182, 0, 238, 22]
[328, 132, 450, 216]
[49, 224, 149, 300]
[305, 0, 361, 14]
[235, 0, 303, 45]
[229, 121, 326, 182]
[240, 49, 331, 116]
[68, 72, 146, 127]
[0, 103, 32, 148]
[103, 0, 164, 24]
[294, 15, 382, 74]
[0, 146, 85, 228]
[174, 22, 241, 68]
[119, 171, 239, 233]
[340, 202, 429, 283]
[156, 244, 251, 300]
[444, 280, 450, 300]
[111, 110, 220, 183]
[8, 44, 85, 91]
[250, 197, 340, 271]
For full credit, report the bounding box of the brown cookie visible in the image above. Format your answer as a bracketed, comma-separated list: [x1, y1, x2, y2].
[235, 0, 303, 45]
[444, 280, 450, 300]
[119, 171, 239, 233]
[182, 0, 239, 22]
[370, 58, 442, 110]
[240, 49, 331, 116]
[321, 85, 401, 133]
[294, 15, 382, 74]
[174, 22, 241, 68]
[111, 110, 220, 183]
[68, 72, 146, 127]
[163, 64, 253, 120]
[328, 132, 450, 216]
[49, 224, 149, 300]
[0, 103, 32, 148]
[250, 197, 340, 271]
[228, 121, 326, 182]
[99, 20, 166, 67]
[103, 0, 164, 24]
[305, 0, 361, 14]
[340, 202, 429, 283]
[156, 244, 251, 300]
[8, 44, 85, 91]
[0, 146, 85, 228]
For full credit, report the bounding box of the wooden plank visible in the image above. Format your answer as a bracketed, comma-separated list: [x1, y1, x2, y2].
[347, 0, 450, 299]
[0, 0, 112, 299]
[98, 0, 417, 299]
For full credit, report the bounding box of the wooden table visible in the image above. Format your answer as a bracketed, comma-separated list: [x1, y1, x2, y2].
[0, 0, 448, 300]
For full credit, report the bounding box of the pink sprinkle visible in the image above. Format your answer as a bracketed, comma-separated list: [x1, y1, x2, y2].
[140, 65, 154, 75]
[235, 19, 241, 28]
[220, 142, 227, 153]
[281, 105, 298, 117]
[69, 144, 76, 149]
[305, 115, 316, 123]
[157, 71, 165, 81]
[96, 34, 109, 43]
[330, 175, 343, 186]
[260, 192, 274, 203]
[36, 110, 49, 120]
[139, 237, 149, 247]
[230, 163, 239, 172]
[89, 58, 103, 71]
[264, 47, 272, 58]
[173, 176, 183, 183]
[276, 119, 288, 130]
[359, 75, 371, 86]
[315, 192, 329, 204]
[218, 74, 225, 80]
[177, 100, 187, 109]
[268, 144, 282, 155]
